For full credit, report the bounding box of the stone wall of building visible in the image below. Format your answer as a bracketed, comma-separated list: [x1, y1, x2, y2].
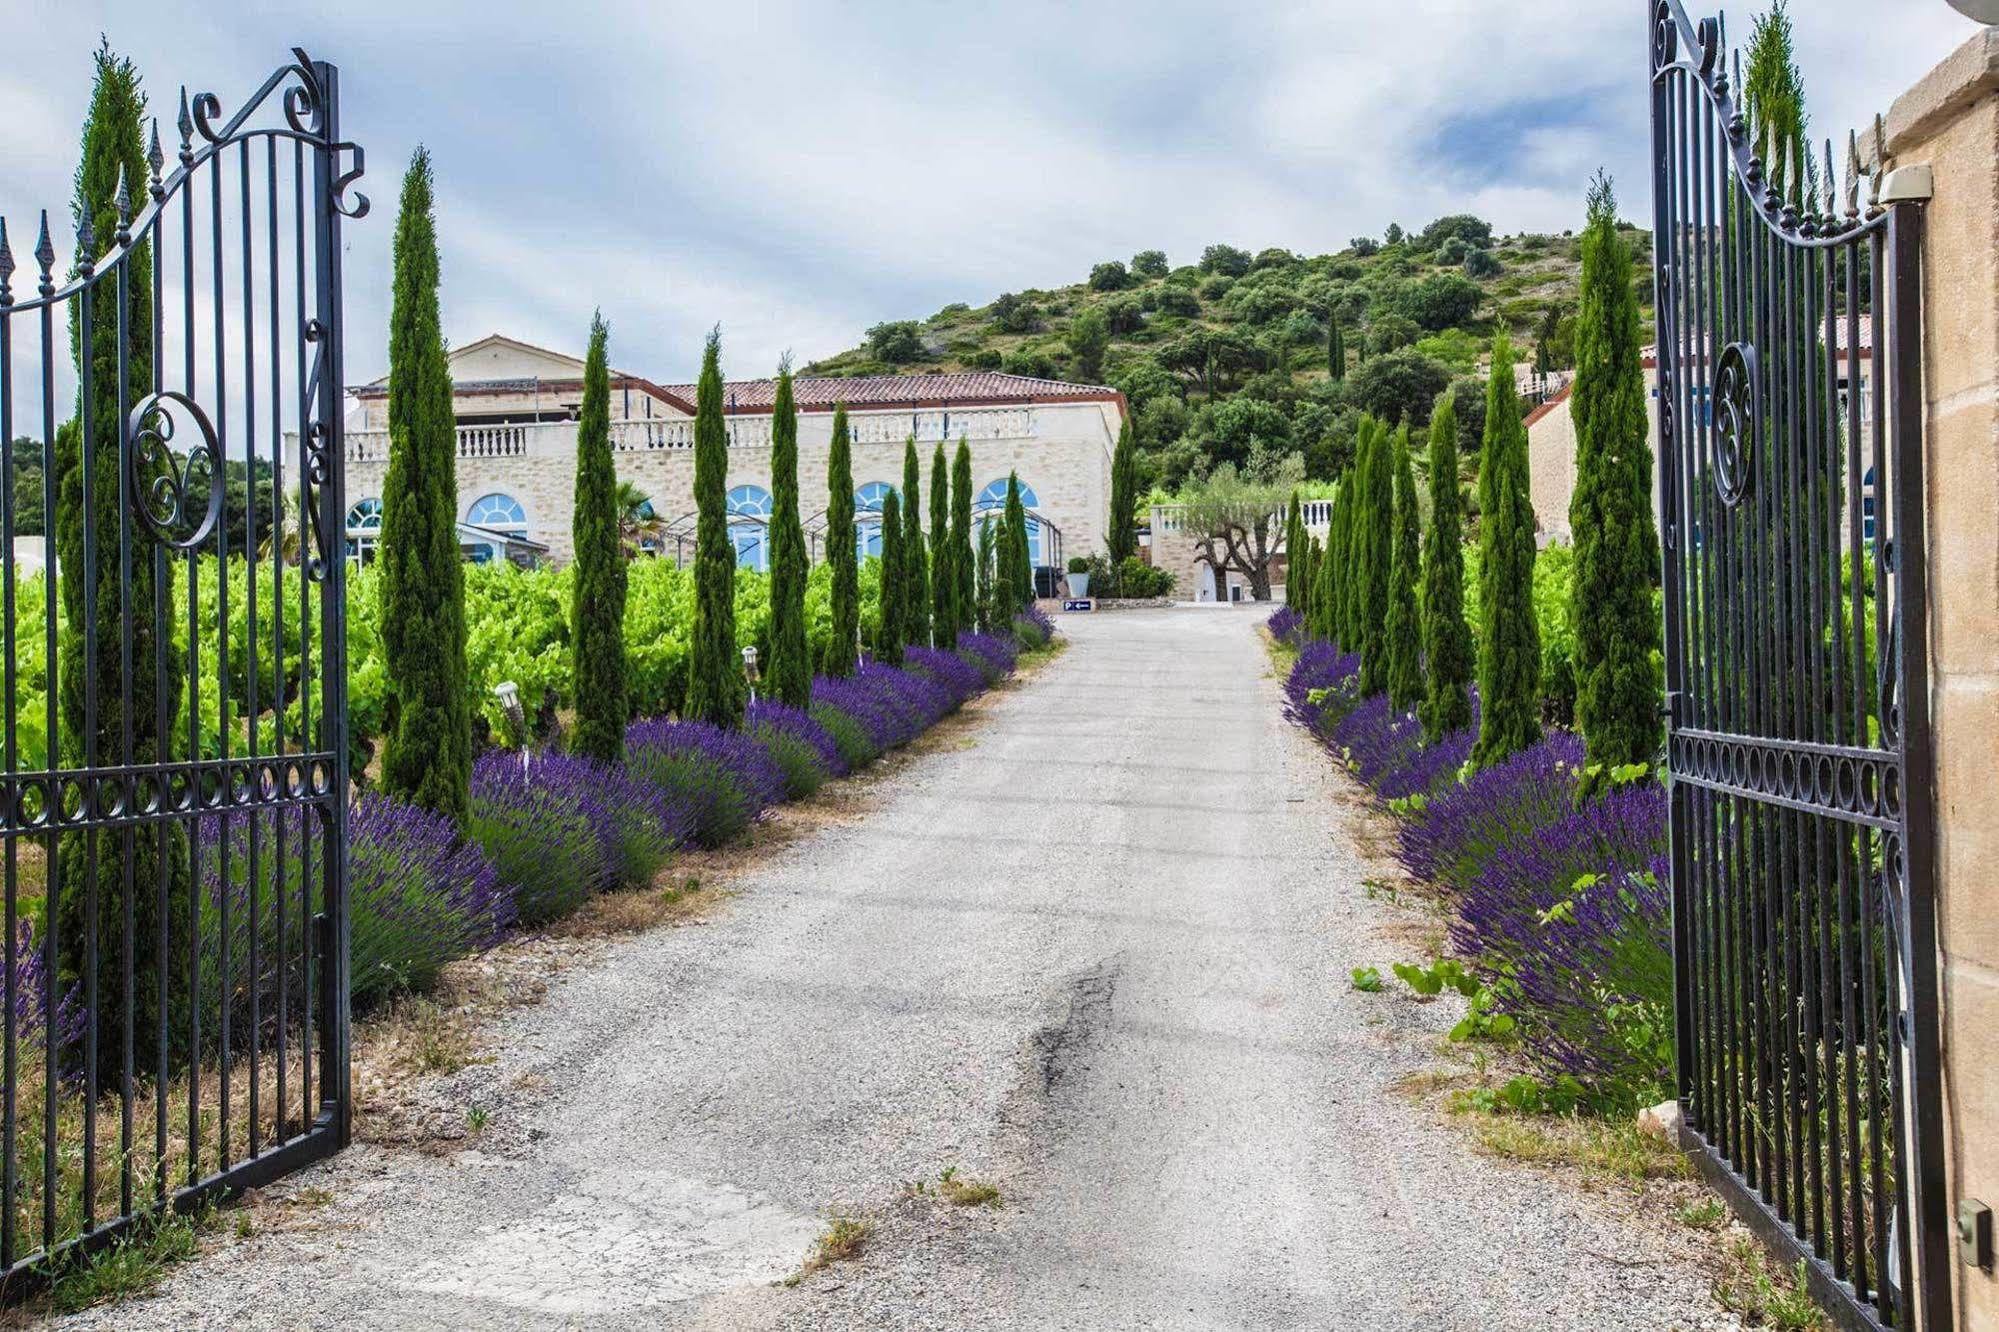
[1880, 27, 1999, 1328]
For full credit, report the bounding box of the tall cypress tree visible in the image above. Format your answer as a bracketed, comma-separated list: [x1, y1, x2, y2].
[928, 442, 952, 645]
[1107, 418, 1138, 579]
[824, 404, 859, 676]
[766, 362, 811, 707]
[1570, 173, 1661, 774]
[1383, 424, 1423, 711]
[569, 311, 626, 761]
[1282, 491, 1302, 607]
[1419, 392, 1475, 742]
[379, 147, 471, 817]
[1327, 321, 1346, 382]
[875, 489, 905, 665]
[54, 42, 187, 1076]
[1315, 514, 1338, 643]
[1002, 471, 1031, 617]
[1354, 416, 1393, 695]
[1472, 333, 1541, 767]
[976, 516, 999, 632]
[685, 328, 744, 726]
[950, 437, 974, 642]
[901, 438, 930, 648]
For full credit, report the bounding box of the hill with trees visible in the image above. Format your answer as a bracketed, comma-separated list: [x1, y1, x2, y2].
[805, 217, 1654, 497]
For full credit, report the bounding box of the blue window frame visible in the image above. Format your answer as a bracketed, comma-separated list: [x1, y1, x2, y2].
[728, 484, 772, 571]
[854, 481, 896, 560]
[975, 477, 1044, 566]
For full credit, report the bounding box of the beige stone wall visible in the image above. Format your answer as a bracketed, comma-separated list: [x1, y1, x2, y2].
[1886, 27, 1999, 1329]
[346, 399, 1116, 567]
[1525, 389, 1661, 546]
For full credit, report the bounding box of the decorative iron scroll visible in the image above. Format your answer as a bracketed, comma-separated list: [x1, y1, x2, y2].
[1710, 342, 1757, 507]
[126, 392, 225, 551]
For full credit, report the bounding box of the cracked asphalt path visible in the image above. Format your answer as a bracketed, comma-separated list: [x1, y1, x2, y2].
[71, 608, 1731, 1331]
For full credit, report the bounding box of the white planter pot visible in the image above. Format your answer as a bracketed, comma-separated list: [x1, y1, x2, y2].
[1066, 572, 1091, 598]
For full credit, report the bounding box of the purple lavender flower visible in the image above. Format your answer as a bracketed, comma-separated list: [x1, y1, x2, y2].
[747, 699, 847, 798]
[1283, 640, 1362, 734]
[349, 795, 512, 1011]
[470, 751, 623, 925]
[955, 631, 1018, 684]
[904, 646, 985, 711]
[3, 920, 84, 1055]
[1395, 731, 1586, 892]
[1265, 606, 1302, 645]
[625, 719, 788, 848]
[1013, 604, 1055, 648]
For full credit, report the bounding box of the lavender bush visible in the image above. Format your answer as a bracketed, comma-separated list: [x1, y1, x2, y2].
[904, 646, 984, 711]
[1265, 606, 1302, 645]
[625, 719, 787, 848]
[4, 921, 83, 1055]
[350, 795, 512, 1011]
[810, 699, 881, 770]
[747, 699, 846, 798]
[956, 632, 1017, 685]
[1394, 732, 1585, 892]
[812, 668, 922, 756]
[1283, 641, 1362, 734]
[470, 751, 620, 925]
[1013, 604, 1054, 649]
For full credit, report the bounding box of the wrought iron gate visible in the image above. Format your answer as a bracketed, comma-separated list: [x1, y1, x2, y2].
[0, 50, 364, 1285]
[1650, 4, 1948, 1327]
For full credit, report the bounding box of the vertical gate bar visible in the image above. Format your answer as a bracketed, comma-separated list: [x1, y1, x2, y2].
[1838, 218, 1871, 1303]
[241, 134, 261, 1162]
[79, 227, 100, 1235]
[269, 134, 289, 1144]
[181, 145, 200, 1187]
[1, 235, 17, 1272]
[1884, 200, 1950, 1332]
[148, 190, 168, 1208]
[311, 60, 353, 1145]
[38, 240, 57, 1253]
[1711, 101, 1741, 1172]
[1665, 63, 1696, 1137]
[1747, 209, 1770, 1204]
[1785, 233, 1814, 1246]
[291, 136, 313, 1125]
[212, 149, 233, 1176]
[114, 200, 135, 1224]
[1811, 232, 1842, 1278]
[1861, 226, 1892, 1320]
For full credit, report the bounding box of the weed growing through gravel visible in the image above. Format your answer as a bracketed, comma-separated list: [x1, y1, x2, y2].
[465, 1105, 491, 1134]
[1712, 1239, 1825, 1330]
[44, 1203, 213, 1314]
[1469, 1114, 1688, 1190]
[1676, 1197, 1727, 1231]
[784, 1214, 874, 1284]
[937, 1166, 1001, 1208]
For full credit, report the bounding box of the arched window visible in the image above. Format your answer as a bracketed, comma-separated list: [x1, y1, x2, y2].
[854, 481, 896, 560]
[975, 477, 1044, 566]
[464, 493, 529, 564]
[345, 497, 383, 565]
[728, 484, 773, 571]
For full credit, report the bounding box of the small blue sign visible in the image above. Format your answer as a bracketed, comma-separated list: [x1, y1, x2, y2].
[1062, 598, 1093, 612]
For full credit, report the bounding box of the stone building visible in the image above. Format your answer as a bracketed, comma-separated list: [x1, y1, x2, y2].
[342, 334, 1128, 570]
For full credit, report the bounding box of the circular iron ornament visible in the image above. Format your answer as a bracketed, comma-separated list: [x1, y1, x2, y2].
[127, 391, 225, 551]
[1711, 342, 1759, 508]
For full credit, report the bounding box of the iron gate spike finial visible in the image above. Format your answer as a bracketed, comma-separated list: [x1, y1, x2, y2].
[33, 209, 52, 296]
[0, 217, 12, 306]
[1846, 129, 1862, 219]
[176, 87, 193, 162]
[75, 210, 94, 275]
[147, 119, 164, 192]
[113, 163, 131, 238]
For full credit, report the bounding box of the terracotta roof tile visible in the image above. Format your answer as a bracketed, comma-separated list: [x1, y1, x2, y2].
[657, 371, 1120, 415]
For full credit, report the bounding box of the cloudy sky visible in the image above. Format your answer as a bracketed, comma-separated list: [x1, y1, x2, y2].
[0, 0, 1980, 388]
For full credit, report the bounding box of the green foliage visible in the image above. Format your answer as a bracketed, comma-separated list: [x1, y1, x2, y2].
[1199, 243, 1252, 276]
[875, 490, 905, 665]
[824, 404, 859, 677]
[951, 438, 974, 635]
[901, 437, 930, 649]
[686, 328, 744, 725]
[1350, 966, 1384, 993]
[1743, 0, 1809, 206]
[1066, 306, 1109, 382]
[865, 320, 925, 363]
[1472, 333, 1542, 767]
[1131, 249, 1169, 278]
[569, 312, 626, 762]
[1419, 393, 1475, 741]
[767, 364, 812, 707]
[1282, 491, 1303, 608]
[1087, 260, 1132, 291]
[1347, 347, 1451, 428]
[379, 146, 471, 819]
[1417, 214, 1494, 252]
[1393, 272, 1484, 330]
[928, 443, 953, 645]
[1326, 319, 1346, 382]
[1570, 173, 1662, 775]
[1383, 426, 1423, 711]
[1001, 473, 1032, 617]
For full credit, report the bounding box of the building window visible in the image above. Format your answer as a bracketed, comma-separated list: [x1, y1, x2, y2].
[975, 477, 1044, 566]
[1862, 465, 1877, 543]
[346, 496, 383, 565]
[465, 492, 529, 564]
[854, 481, 896, 560]
[728, 484, 772, 571]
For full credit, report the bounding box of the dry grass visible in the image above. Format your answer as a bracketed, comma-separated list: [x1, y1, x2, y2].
[1471, 1114, 1692, 1190]
[784, 1213, 874, 1285]
[936, 1168, 1000, 1208]
[1711, 1237, 1827, 1330]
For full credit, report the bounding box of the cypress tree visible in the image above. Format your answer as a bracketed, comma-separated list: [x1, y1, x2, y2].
[1003, 471, 1031, 617]
[1570, 172, 1662, 775]
[569, 311, 626, 762]
[1107, 418, 1138, 577]
[379, 146, 471, 817]
[1314, 516, 1338, 643]
[951, 437, 974, 642]
[875, 489, 905, 665]
[1335, 468, 1360, 646]
[54, 42, 187, 1076]
[1383, 424, 1423, 712]
[1283, 491, 1302, 607]
[928, 442, 952, 645]
[766, 362, 811, 707]
[685, 328, 744, 726]
[1327, 321, 1346, 382]
[1354, 416, 1393, 695]
[1419, 392, 1475, 742]
[825, 404, 859, 676]
[1472, 333, 1542, 767]
[976, 516, 999, 632]
[901, 438, 930, 648]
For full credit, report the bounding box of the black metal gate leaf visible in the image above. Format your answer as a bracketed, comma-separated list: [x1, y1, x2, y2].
[1649, 4, 1949, 1328]
[0, 49, 363, 1285]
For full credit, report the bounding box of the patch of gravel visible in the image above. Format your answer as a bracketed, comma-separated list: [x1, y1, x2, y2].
[63, 610, 1737, 1330]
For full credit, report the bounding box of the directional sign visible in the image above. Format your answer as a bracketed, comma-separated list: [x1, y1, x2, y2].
[1062, 599, 1094, 612]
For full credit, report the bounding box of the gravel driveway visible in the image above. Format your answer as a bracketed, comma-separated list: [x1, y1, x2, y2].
[67, 608, 1733, 1331]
